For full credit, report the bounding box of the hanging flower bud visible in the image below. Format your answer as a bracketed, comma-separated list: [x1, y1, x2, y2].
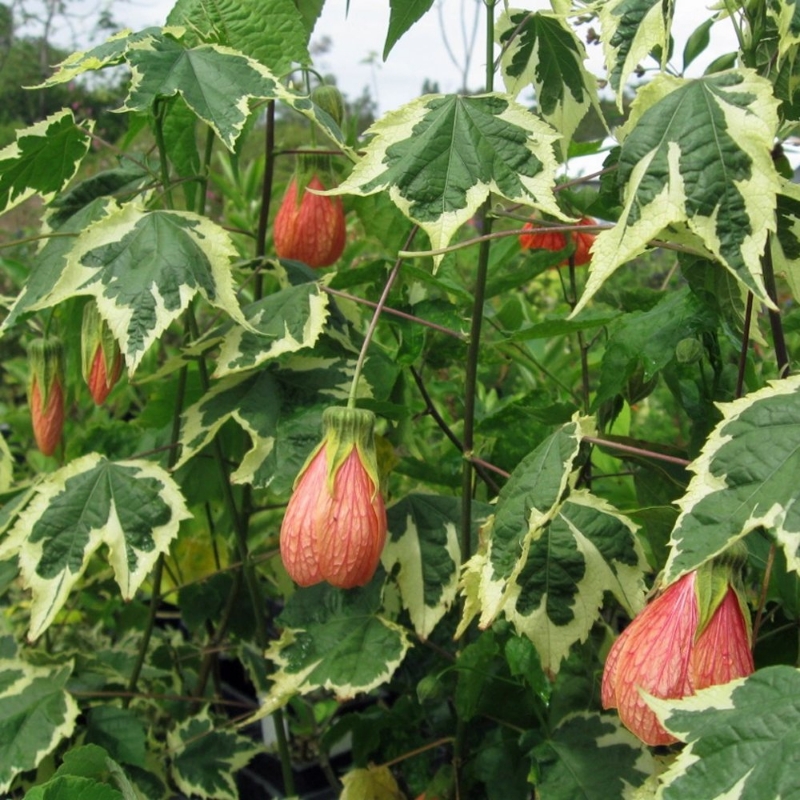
[311, 84, 346, 129]
[81, 302, 124, 405]
[601, 548, 754, 746]
[273, 155, 346, 268]
[280, 407, 387, 589]
[27, 336, 65, 457]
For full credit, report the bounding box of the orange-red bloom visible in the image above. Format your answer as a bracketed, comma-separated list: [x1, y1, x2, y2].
[273, 174, 346, 268]
[280, 408, 387, 589]
[602, 566, 754, 746]
[519, 216, 596, 266]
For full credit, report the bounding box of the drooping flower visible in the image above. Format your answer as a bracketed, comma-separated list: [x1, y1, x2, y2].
[81, 302, 124, 405]
[601, 554, 754, 746]
[273, 158, 346, 268]
[519, 216, 596, 266]
[27, 336, 65, 457]
[280, 407, 387, 589]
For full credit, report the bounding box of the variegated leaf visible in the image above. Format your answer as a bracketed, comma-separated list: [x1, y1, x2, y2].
[212, 282, 330, 377]
[0, 110, 93, 216]
[328, 93, 563, 269]
[27, 201, 248, 374]
[532, 712, 655, 800]
[496, 9, 600, 156]
[664, 375, 800, 583]
[249, 576, 411, 724]
[169, 711, 260, 800]
[383, 494, 491, 640]
[174, 370, 281, 482]
[0, 660, 79, 793]
[769, 0, 800, 63]
[0, 454, 190, 640]
[600, 0, 674, 106]
[121, 36, 282, 151]
[773, 179, 800, 301]
[647, 666, 800, 799]
[458, 416, 594, 639]
[0, 198, 113, 334]
[34, 28, 183, 87]
[574, 70, 781, 315]
[504, 491, 648, 675]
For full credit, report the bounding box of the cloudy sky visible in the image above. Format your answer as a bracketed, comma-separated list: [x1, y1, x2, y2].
[49, 0, 739, 113]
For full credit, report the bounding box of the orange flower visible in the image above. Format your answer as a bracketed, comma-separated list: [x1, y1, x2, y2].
[602, 561, 754, 746]
[274, 173, 346, 268]
[280, 408, 387, 589]
[519, 216, 596, 266]
[27, 337, 65, 457]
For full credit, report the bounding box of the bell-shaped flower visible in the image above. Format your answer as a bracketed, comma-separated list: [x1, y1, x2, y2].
[280, 407, 387, 589]
[602, 552, 754, 746]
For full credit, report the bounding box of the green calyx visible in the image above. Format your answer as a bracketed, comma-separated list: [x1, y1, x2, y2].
[27, 336, 64, 406]
[694, 539, 751, 641]
[81, 302, 121, 382]
[321, 406, 381, 497]
[311, 85, 345, 128]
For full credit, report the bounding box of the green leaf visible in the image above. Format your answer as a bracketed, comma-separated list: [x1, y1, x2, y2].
[594, 287, 716, 406]
[329, 93, 563, 269]
[0, 110, 93, 216]
[169, 711, 260, 800]
[455, 630, 500, 722]
[664, 375, 800, 582]
[121, 36, 282, 151]
[162, 98, 201, 211]
[30, 201, 249, 374]
[384, 0, 435, 59]
[496, 10, 600, 157]
[0, 660, 79, 793]
[647, 666, 800, 799]
[383, 494, 489, 639]
[682, 18, 714, 72]
[773, 179, 800, 301]
[252, 576, 411, 723]
[34, 28, 181, 86]
[0, 454, 190, 640]
[166, 0, 309, 74]
[574, 70, 781, 315]
[0, 199, 113, 334]
[85, 707, 147, 768]
[600, 0, 674, 105]
[0, 435, 12, 492]
[25, 775, 123, 800]
[533, 712, 655, 800]
[505, 491, 647, 674]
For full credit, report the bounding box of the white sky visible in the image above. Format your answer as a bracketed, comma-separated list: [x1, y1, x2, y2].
[46, 0, 739, 114]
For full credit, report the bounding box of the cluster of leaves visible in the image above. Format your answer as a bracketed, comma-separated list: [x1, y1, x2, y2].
[1, 1, 800, 799]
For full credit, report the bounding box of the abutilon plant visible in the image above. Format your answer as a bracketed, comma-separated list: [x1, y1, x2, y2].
[81, 302, 124, 405]
[279, 406, 387, 589]
[601, 551, 754, 746]
[26, 336, 66, 458]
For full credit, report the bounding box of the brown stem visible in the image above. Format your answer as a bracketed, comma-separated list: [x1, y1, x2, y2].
[762, 245, 791, 377]
[583, 436, 691, 466]
[735, 292, 755, 399]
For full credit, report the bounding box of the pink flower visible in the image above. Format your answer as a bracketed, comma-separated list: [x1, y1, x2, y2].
[280, 408, 387, 589]
[601, 567, 754, 746]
